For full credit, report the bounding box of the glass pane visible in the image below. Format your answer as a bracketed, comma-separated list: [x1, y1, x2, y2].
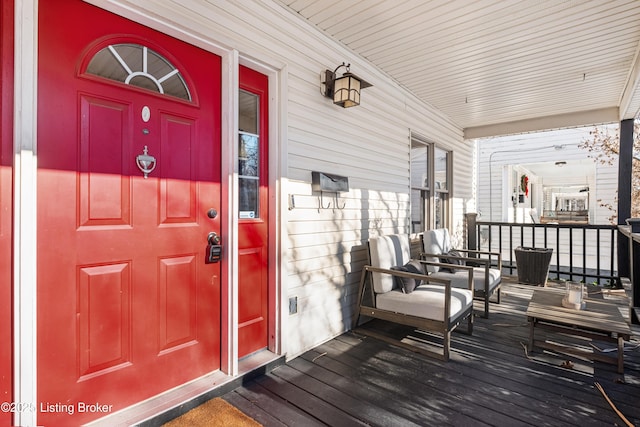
[129, 74, 161, 93]
[86, 48, 129, 82]
[238, 89, 260, 219]
[239, 134, 259, 177]
[239, 90, 258, 134]
[85, 43, 191, 101]
[239, 178, 259, 218]
[411, 189, 424, 233]
[411, 143, 428, 189]
[435, 193, 445, 229]
[161, 73, 190, 100]
[434, 147, 448, 191]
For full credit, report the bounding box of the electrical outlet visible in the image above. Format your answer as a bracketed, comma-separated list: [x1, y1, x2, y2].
[289, 296, 298, 315]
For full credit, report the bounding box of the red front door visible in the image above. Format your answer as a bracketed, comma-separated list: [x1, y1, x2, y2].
[238, 67, 269, 358]
[37, 2, 221, 425]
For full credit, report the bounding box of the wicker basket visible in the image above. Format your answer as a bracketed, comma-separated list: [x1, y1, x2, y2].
[515, 247, 553, 286]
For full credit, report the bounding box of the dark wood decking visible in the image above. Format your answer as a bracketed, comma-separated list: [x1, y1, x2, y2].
[224, 281, 640, 426]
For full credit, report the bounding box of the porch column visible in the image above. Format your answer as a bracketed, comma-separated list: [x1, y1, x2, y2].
[465, 212, 478, 251]
[617, 118, 634, 279]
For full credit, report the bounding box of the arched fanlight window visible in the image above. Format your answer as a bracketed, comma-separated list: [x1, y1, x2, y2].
[85, 43, 191, 101]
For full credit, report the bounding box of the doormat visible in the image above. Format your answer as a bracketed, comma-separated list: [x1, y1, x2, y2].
[162, 397, 262, 427]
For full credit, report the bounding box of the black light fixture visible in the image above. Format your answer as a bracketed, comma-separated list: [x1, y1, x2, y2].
[322, 62, 372, 108]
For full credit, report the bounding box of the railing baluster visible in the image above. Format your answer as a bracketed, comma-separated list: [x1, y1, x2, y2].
[509, 224, 514, 274]
[569, 228, 574, 282]
[487, 225, 493, 251]
[498, 225, 503, 270]
[556, 226, 561, 280]
[532, 225, 536, 248]
[596, 229, 601, 282]
[582, 227, 587, 283]
[610, 227, 616, 285]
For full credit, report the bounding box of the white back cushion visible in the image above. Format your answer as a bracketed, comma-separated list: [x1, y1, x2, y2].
[422, 228, 452, 273]
[369, 234, 411, 293]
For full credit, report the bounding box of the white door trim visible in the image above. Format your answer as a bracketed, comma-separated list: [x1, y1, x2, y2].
[13, 1, 38, 426]
[222, 49, 239, 375]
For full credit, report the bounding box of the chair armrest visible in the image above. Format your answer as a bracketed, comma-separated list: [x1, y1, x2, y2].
[447, 249, 503, 270]
[418, 259, 473, 270]
[457, 248, 499, 256]
[421, 251, 490, 266]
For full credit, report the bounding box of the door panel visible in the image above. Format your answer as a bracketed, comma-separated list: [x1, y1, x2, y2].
[38, 1, 222, 425]
[78, 95, 132, 227]
[78, 263, 132, 379]
[239, 247, 267, 346]
[238, 66, 269, 358]
[158, 255, 198, 352]
[160, 113, 197, 223]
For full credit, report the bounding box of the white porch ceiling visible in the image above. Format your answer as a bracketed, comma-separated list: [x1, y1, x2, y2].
[278, 0, 640, 138]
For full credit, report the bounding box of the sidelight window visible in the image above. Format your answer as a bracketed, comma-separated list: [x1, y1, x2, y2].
[238, 90, 260, 219]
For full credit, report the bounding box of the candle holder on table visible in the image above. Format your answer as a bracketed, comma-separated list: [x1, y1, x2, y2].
[562, 282, 586, 310]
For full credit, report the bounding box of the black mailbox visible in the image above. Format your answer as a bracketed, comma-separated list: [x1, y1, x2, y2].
[311, 171, 349, 193]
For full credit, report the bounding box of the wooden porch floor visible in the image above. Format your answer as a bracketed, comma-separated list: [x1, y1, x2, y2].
[223, 280, 640, 426]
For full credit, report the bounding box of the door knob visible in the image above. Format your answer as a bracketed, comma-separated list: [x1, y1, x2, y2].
[208, 232, 220, 245]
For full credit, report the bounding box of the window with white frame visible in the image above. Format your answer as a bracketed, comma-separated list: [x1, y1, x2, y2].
[410, 136, 451, 232]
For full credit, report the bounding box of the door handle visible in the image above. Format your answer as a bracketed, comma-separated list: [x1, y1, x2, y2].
[208, 232, 221, 245]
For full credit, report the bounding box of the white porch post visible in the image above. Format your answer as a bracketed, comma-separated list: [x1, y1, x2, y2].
[13, 0, 38, 426]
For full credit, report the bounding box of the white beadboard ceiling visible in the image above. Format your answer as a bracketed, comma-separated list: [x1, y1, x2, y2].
[277, 0, 640, 138]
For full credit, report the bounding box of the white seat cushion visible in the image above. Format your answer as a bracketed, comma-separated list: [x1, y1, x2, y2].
[430, 267, 501, 292]
[376, 285, 473, 322]
[369, 234, 411, 293]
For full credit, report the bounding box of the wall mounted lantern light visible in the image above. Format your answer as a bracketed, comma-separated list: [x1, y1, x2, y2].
[322, 62, 372, 108]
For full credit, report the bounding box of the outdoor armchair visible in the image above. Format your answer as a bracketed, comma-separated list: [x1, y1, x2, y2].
[421, 228, 502, 318]
[354, 233, 473, 361]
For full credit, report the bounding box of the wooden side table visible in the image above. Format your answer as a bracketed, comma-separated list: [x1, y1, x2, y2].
[526, 288, 631, 373]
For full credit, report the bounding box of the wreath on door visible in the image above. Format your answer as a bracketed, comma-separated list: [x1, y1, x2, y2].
[520, 174, 529, 197]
